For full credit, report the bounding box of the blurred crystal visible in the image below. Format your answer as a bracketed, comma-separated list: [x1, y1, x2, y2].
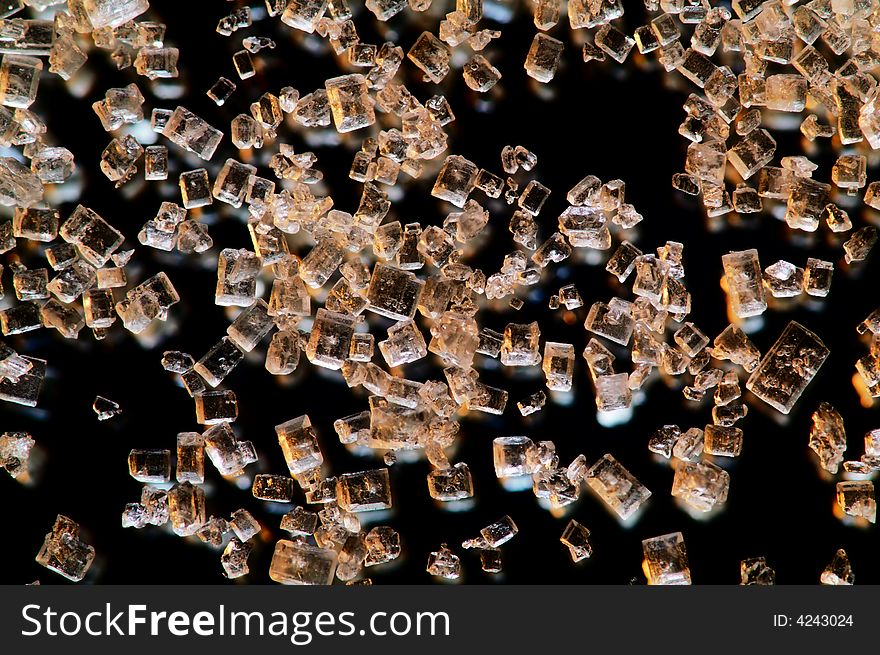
[820, 549, 854, 585]
[740, 557, 775, 585]
[560, 520, 592, 562]
[809, 402, 847, 474]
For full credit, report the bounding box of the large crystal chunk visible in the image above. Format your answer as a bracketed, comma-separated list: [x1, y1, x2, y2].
[746, 321, 829, 414]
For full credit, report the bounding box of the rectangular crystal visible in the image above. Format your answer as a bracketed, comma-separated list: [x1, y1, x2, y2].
[746, 321, 829, 414]
[585, 453, 651, 520]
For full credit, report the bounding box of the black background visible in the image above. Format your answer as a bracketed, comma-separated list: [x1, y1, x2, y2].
[1, 0, 878, 584]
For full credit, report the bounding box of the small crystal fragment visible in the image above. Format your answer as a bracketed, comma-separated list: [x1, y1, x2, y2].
[167, 482, 206, 537]
[204, 422, 257, 477]
[809, 402, 847, 474]
[0, 431, 33, 479]
[820, 549, 854, 585]
[560, 520, 592, 562]
[92, 395, 121, 420]
[426, 544, 460, 579]
[843, 227, 877, 265]
[741, 557, 775, 585]
[35, 515, 94, 582]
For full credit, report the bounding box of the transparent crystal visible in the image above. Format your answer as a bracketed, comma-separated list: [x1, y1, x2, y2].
[746, 321, 829, 414]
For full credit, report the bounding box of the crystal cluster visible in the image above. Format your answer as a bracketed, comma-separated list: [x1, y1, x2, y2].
[1, 0, 875, 588]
